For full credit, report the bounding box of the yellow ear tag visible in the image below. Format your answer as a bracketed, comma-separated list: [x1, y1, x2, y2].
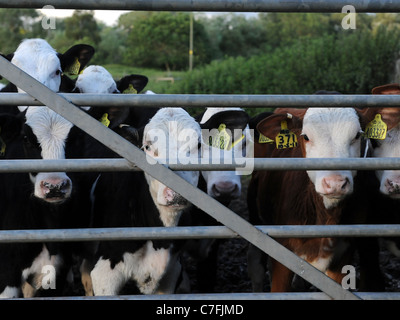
[65, 57, 81, 75]
[122, 84, 138, 94]
[209, 123, 231, 150]
[258, 132, 274, 144]
[99, 113, 110, 128]
[365, 114, 387, 140]
[275, 120, 298, 149]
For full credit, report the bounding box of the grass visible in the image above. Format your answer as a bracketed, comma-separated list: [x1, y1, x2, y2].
[102, 64, 187, 94]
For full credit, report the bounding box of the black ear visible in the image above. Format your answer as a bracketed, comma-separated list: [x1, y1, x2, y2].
[59, 74, 79, 93]
[59, 44, 95, 75]
[0, 53, 14, 80]
[200, 110, 250, 131]
[114, 125, 141, 147]
[88, 106, 129, 130]
[116, 74, 148, 94]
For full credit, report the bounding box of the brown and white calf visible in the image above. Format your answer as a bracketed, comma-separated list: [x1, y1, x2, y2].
[246, 107, 374, 292]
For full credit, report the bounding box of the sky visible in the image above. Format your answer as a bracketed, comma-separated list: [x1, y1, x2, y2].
[38, 9, 131, 26]
[38, 9, 259, 26]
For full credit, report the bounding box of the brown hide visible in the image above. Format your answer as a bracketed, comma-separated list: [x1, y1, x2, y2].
[247, 108, 370, 291]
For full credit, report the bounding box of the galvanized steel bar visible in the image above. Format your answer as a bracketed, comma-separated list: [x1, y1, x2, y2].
[0, 0, 398, 12]
[0, 56, 359, 300]
[0, 225, 399, 243]
[1, 93, 400, 108]
[10, 292, 400, 300]
[0, 158, 399, 172]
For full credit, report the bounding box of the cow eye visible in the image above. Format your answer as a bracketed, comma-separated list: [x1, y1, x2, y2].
[355, 132, 362, 140]
[55, 69, 62, 76]
[144, 144, 151, 151]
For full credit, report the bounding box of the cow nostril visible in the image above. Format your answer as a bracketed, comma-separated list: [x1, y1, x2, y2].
[341, 178, 350, 190]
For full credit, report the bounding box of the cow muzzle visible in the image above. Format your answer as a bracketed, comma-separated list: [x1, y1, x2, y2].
[382, 177, 400, 198]
[162, 187, 188, 207]
[35, 173, 72, 203]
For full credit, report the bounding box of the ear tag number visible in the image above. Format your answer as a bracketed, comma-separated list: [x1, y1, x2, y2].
[365, 114, 387, 140]
[209, 123, 231, 150]
[258, 132, 274, 144]
[99, 113, 110, 128]
[122, 84, 138, 94]
[275, 120, 298, 149]
[65, 57, 81, 75]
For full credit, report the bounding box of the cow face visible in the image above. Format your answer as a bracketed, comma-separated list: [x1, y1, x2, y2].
[199, 108, 251, 203]
[9, 39, 94, 101]
[143, 108, 200, 222]
[257, 108, 363, 209]
[361, 84, 400, 198]
[8, 39, 94, 203]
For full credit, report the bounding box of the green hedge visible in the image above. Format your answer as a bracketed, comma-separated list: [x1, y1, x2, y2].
[167, 27, 400, 115]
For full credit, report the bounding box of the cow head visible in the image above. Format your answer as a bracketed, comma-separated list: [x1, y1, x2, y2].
[8, 39, 94, 203]
[359, 83, 400, 198]
[199, 108, 250, 204]
[143, 108, 200, 224]
[257, 108, 364, 209]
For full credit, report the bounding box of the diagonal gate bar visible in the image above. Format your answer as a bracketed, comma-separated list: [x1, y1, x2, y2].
[0, 56, 359, 300]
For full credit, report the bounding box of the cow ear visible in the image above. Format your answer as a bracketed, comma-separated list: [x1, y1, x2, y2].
[115, 124, 141, 147]
[89, 106, 129, 130]
[368, 84, 400, 130]
[256, 112, 303, 141]
[116, 74, 149, 94]
[59, 44, 95, 75]
[200, 110, 250, 131]
[59, 74, 79, 93]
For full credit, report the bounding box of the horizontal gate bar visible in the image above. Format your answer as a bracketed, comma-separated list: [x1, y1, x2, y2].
[0, 0, 398, 13]
[0, 158, 400, 172]
[11, 292, 400, 300]
[1, 93, 400, 108]
[0, 225, 399, 243]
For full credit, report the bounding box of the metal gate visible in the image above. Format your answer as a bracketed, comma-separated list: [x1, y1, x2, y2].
[0, 0, 400, 300]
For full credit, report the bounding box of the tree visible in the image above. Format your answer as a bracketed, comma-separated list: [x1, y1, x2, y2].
[0, 9, 39, 54]
[121, 12, 212, 71]
[64, 10, 101, 45]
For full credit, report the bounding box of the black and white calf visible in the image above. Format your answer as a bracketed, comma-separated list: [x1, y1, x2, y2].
[0, 38, 94, 298]
[182, 107, 251, 292]
[89, 107, 200, 295]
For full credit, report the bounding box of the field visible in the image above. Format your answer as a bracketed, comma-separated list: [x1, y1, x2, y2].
[102, 64, 186, 94]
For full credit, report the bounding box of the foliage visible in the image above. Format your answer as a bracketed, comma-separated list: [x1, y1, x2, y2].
[120, 12, 212, 71]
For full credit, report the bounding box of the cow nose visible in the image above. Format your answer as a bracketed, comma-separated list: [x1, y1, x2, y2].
[385, 178, 400, 195]
[41, 178, 71, 199]
[321, 176, 350, 196]
[211, 181, 240, 199]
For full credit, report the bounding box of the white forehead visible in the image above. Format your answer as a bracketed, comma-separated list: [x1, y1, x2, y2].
[200, 107, 244, 124]
[303, 108, 360, 135]
[25, 107, 73, 159]
[11, 39, 60, 78]
[75, 65, 117, 94]
[144, 108, 201, 148]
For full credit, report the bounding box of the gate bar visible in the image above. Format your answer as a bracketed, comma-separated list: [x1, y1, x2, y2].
[0, 225, 399, 243]
[0, 56, 359, 300]
[1, 93, 400, 108]
[1, 157, 400, 172]
[0, 0, 398, 12]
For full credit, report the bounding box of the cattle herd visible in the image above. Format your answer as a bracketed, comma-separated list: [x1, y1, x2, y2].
[0, 38, 399, 298]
